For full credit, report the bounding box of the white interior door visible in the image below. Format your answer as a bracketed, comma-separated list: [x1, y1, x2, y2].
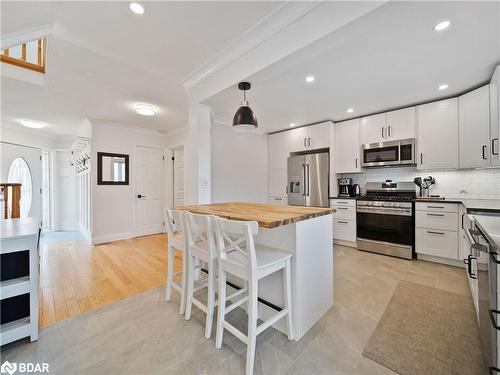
[173, 148, 184, 207]
[0, 142, 42, 220]
[135, 146, 163, 237]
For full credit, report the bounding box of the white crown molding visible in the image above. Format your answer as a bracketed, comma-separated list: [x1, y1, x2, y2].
[1, 24, 53, 49]
[182, 2, 321, 92]
[88, 118, 170, 137]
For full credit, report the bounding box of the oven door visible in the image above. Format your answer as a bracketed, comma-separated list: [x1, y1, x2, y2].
[356, 206, 413, 246]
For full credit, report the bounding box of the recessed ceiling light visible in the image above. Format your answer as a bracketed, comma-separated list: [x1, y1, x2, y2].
[305, 76, 315, 83]
[434, 20, 450, 31]
[19, 119, 47, 129]
[129, 2, 144, 15]
[438, 84, 449, 90]
[289, 123, 295, 127]
[347, 108, 354, 113]
[133, 104, 158, 116]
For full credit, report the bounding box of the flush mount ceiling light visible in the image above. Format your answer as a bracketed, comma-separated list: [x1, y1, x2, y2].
[347, 108, 354, 113]
[438, 84, 449, 90]
[129, 2, 144, 15]
[289, 123, 296, 127]
[133, 104, 158, 116]
[19, 119, 47, 129]
[305, 75, 315, 83]
[233, 82, 258, 130]
[434, 20, 450, 31]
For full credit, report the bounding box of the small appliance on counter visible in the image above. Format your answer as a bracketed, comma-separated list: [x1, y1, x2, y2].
[338, 178, 353, 197]
[352, 184, 361, 197]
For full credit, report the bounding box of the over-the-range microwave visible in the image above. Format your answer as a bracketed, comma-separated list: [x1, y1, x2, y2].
[361, 138, 416, 167]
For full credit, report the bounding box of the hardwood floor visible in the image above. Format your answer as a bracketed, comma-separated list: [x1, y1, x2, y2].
[39, 234, 180, 327]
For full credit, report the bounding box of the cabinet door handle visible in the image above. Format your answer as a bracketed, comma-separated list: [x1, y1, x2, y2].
[381, 127, 384, 138]
[420, 153, 423, 165]
[337, 201, 349, 204]
[304, 138, 307, 147]
[427, 230, 444, 235]
[337, 207, 348, 210]
[493, 138, 499, 156]
[337, 220, 349, 224]
[482, 145, 488, 160]
[355, 158, 358, 169]
[308, 137, 311, 147]
[427, 213, 444, 217]
[388, 126, 391, 137]
[427, 205, 444, 209]
[466, 255, 477, 279]
[461, 213, 464, 229]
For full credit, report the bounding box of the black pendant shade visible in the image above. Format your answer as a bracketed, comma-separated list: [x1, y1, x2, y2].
[233, 82, 258, 129]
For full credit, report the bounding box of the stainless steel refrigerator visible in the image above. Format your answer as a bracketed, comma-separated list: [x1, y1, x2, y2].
[287, 152, 329, 207]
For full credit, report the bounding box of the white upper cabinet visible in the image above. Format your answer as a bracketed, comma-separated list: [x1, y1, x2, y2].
[360, 108, 415, 144]
[268, 132, 289, 169]
[308, 122, 331, 150]
[386, 107, 416, 141]
[334, 119, 361, 173]
[289, 127, 309, 153]
[490, 66, 500, 166]
[417, 98, 459, 170]
[360, 113, 386, 144]
[459, 85, 490, 168]
[289, 122, 331, 152]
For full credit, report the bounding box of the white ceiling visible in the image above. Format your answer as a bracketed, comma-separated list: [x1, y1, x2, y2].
[204, 1, 500, 133]
[1, 1, 283, 136]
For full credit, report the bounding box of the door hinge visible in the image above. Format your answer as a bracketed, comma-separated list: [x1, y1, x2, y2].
[172, 156, 175, 161]
[40, 188, 42, 194]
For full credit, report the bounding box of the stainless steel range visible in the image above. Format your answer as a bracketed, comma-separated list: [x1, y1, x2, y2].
[356, 181, 416, 259]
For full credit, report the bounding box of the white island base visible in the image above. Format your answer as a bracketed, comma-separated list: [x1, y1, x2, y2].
[229, 213, 333, 341]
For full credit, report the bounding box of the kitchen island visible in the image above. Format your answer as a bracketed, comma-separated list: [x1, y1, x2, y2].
[177, 202, 335, 340]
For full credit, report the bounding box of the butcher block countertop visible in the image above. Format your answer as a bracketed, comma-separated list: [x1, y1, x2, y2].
[175, 202, 335, 229]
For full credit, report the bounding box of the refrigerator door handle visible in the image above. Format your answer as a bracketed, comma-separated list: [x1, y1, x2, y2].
[306, 164, 310, 196]
[302, 164, 307, 196]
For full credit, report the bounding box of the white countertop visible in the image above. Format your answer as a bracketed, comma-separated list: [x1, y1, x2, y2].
[472, 214, 500, 250]
[0, 217, 40, 240]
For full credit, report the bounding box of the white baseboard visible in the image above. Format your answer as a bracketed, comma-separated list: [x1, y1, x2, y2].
[416, 253, 465, 268]
[333, 239, 358, 248]
[92, 232, 133, 245]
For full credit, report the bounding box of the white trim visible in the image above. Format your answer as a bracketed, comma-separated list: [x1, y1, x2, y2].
[0, 24, 53, 49]
[182, 2, 319, 91]
[416, 253, 465, 268]
[89, 119, 168, 137]
[92, 232, 133, 245]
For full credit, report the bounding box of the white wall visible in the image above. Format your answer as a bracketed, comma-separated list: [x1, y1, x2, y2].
[342, 167, 500, 199]
[211, 123, 268, 203]
[0, 123, 73, 150]
[53, 151, 77, 230]
[91, 121, 185, 244]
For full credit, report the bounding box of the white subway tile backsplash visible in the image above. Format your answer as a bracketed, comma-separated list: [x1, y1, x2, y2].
[342, 167, 500, 199]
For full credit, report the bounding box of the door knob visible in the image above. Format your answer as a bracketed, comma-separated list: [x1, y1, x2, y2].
[137, 194, 146, 198]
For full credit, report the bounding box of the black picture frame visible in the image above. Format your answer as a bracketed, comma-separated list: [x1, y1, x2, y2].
[97, 152, 129, 185]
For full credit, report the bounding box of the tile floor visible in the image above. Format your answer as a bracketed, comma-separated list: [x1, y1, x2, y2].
[1, 245, 472, 374]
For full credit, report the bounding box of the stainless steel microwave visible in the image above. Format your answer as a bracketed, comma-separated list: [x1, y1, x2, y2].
[361, 138, 416, 167]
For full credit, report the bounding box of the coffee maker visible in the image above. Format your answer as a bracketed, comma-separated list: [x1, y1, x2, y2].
[338, 178, 353, 197]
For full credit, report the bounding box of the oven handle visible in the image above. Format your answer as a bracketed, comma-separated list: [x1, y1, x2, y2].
[489, 309, 500, 330]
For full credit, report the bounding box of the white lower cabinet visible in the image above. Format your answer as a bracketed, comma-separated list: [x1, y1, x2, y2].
[416, 228, 458, 259]
[268, 196, 287, 205]
[415, 202, 459, 260]
[331, 199, 356, 244]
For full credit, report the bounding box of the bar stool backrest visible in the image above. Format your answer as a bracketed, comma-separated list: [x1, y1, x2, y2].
[185, 212, 217, 259]
[215, 217, 259, 273]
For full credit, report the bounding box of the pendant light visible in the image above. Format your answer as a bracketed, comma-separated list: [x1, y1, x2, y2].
[233, 82, 258, 130]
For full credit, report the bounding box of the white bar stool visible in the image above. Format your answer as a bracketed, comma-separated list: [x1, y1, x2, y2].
[164, 209, 188, 315]
[214, 218, 293, 375]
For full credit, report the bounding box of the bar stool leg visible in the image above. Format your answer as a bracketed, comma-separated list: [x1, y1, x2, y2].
[246, 278, 258, 375]
[215, 269, 226, 349]
[184, 254, 195, 320]
[205, 260, 217, 339]
[179, 249, 187, 315]
[284, 258, 293, 340]
[165, 245, 174, 301]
